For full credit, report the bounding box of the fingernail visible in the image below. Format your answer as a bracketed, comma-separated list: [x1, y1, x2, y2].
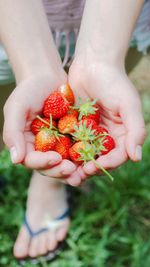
[48, 156, 62, 165]
[10, 146, 18, 163]
[135, 145, 142, 161]
[61, 166, 76, 176]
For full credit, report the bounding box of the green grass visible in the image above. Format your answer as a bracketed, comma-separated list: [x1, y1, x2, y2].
[0, 93, 150, 267]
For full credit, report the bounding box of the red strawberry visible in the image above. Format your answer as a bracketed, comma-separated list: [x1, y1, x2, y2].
[58, 114, 78, 134]
[69, 140, 114, 181]
[31, 117, 56, 135]
[34, 128, 57, 152]
[67, 109, 79, 118]
[77, 100, 100, 124]
[55, 136, 72, 159]
[69, 141, 85, 164]
[101, 135, 115, 155]
[69, 141, 96, 165]
[72, 120, 98, 142]
[80, 118, 97, 128]
[80, 119, 107, 137]
[92, 125, 108, 136]
[81, 104, 100, 124]
[43, 91, 70, 119]
[59, 84, 75, 105]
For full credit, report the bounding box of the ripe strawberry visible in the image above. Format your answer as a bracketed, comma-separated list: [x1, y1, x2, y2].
[69, 141, 85, 164]
[81, 104, 100, 124]
[79, 119, 108, 136]
[55, 136, 72, 159]
[58, 114, 78, 134]
[92, 125, 108, 136]
[59, 84, 75, 105]
[76, 99, 100, 124]
[69, 140, 114, 181]
[34, 128, 57, 152]
[69, 141, 96, 165]
[80, 118, 97, 128]
[101, 135, 115, 155]
[67, 109, 79, 118]
[72, 120, 98, 142]
[43, 91, 70, 119]
[31, 117, 56, 135]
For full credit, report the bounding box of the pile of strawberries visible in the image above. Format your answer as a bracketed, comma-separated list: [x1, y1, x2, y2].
[30, 84, 115, 167]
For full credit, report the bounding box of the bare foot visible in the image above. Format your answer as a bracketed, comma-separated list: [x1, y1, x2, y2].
[13, 171, 70, 259]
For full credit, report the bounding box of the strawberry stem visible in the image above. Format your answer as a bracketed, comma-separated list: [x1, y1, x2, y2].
[92, 158, 114, 181]
[36, 115, 50, 127]
[50, 114, 53, 128]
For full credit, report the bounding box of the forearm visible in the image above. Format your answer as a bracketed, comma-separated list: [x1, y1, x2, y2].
[0, 0, 63, 82]
[75, 0, 144, 66]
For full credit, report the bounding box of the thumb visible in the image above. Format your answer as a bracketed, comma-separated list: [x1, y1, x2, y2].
[3, 96, 26, 164]
[120, 98, 146, 162]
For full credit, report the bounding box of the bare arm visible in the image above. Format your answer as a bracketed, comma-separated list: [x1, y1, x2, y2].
[0, 0, 76, 179]
[0, 0, 63, 82]
[75, 0, 144, 66]
[67, 0, 146, 184]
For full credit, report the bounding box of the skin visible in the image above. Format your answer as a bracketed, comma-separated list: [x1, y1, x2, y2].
[0, 0, 77, 178]
[35, 0, 146, 185]
[0, 0, 74, 258]
[0, 0, 146, 184]
[0, 0, 146, 258]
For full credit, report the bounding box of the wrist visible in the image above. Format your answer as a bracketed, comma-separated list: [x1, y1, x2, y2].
[75, 39, 126, 69]
[72, 49, 126, 76]
[11, 44, 64, 83]
[15, 57, 65, 84]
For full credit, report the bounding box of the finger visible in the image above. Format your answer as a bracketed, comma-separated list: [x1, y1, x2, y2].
[24, 151, 62, 169]
[39, 160, 77, 178]
[3, 96, 26, 163]
[66, 172, 82, 187]
[76, 166, 87, 181]
[120, 98, 146, 162]
[66, 166, 86, 186]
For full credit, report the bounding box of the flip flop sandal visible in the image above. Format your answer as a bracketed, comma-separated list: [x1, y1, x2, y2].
[19, 208, 70, 265]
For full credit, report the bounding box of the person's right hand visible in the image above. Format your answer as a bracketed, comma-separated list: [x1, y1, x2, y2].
[3, 70, 77, 180]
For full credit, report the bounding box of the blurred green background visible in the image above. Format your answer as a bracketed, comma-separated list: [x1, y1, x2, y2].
[0, 51, 150, 267]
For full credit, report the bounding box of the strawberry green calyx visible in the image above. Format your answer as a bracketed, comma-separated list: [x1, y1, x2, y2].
[92, 136, 108, 155]
[76, 99, 98, 120]
[76, 141, 114, 181]
[72, 121, 99, 142]
[78, 141, 97, 163]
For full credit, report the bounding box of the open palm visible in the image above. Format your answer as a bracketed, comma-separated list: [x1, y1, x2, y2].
[3, 73, 77, 179]
[66, 62, 146, 186]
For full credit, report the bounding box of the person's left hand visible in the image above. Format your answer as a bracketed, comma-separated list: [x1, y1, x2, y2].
[65, 58, 146, 186]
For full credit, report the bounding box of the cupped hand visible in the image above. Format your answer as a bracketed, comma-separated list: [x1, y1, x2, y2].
[66, 60, 146, 185]
[3, 71, 77, 180]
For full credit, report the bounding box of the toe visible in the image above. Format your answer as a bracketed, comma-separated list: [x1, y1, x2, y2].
[13, 226, 30, 259]
[28, 236, 39, 258]
[56, 222, 70, 242]
[47, 231, 58, 251]
[37, 232, 48, 256]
